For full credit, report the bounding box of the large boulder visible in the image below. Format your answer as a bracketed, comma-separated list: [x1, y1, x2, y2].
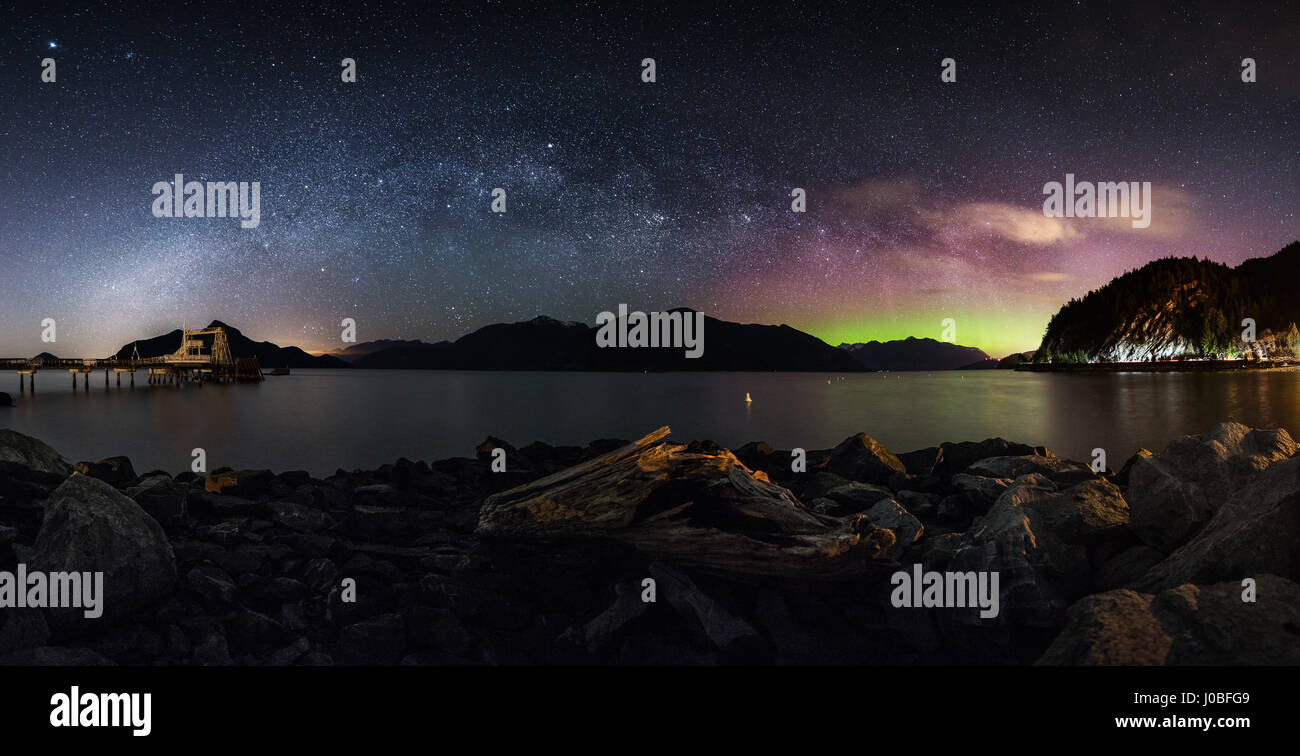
[0, 429, 72, 476]
[650, 562, 763, 656]
[896, 447, 943, 476]
[1126, 422, 1296, 552]
[476, 427, 895, 578]
[936, 438, 1047, 477]
[950, 474, 1012, 512]
[863, 498, 924, 560]
[950, 475, 1130, 629]
[125, 474, 188, 527]
[823, 433, 905, 485]
[1038, 575, 1300, 665]
[965, 455, 1090, 480]
[818, 482, 894, 515]
[30, 474, 177, 630]
[1137, 455, 1300, 590]
[75, 456, 137, 487]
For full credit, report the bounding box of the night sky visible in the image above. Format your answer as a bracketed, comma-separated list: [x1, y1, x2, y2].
[2, 1, 1296, 358]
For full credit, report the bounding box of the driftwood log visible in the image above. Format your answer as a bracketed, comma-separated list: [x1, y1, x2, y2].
[476, 427, 894, 578]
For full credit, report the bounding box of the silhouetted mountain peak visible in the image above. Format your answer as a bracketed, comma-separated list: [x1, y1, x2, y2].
[838, 338, 990, 371]
[114, 322, 348, 368]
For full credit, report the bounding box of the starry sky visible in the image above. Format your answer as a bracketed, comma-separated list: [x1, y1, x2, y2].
[1, 0, 1296, 358]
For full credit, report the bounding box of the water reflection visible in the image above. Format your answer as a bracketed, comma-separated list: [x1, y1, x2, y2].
[3, 368, 1299, 475]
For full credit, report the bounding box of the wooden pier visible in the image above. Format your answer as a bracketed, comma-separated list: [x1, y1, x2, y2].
[1, 326, 262, 393]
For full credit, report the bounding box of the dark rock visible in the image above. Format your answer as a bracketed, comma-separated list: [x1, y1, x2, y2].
[1038, 575, 1300, 665]
[250, 577, 308, 604]
[863, 498, 924, 559]
[0, 392, 10, 407]
[266, 637, 311, 666]
[896, 490, 940, 520]
[75, 456, 138, 487]
[162, 625, 191, 660]
[935, 495, 970, 526]
[1114, 448, 1152, 487]
[31, 474, 177, 630]
[937, 438, 1043, 477]
[950, 473, 1011, 512]
[398, 650, 472, 666]
[892, 473, 945, 494]
[297, 651, 334, 666]
[649, 562, 763, 656]
[1092, 545, 1165, 591]
[824, 433, 906, 485]
[897, 446, 943, 476]
[0, 646, 116, 666]
[916, 531, 964, 571]
[186, 565, 239, 604]
[965, 455, 1089, 480]
[192, 632, 233, 665]
[213, 544, 281, 576]
[191, 491, 260, 519]
[171, 539, 224, 566]
[404, 607, 474, 656]
[300, 558, 340, 594]
[1127, 422, 1295, 552]
[339, 613, 406, 665]
[819, 482, 895, 515]
[266, 501, 336, 533]
[581, 579, 652, 654]
[0, 429, 72, 475]
[798, 471, 853, 500]
[345, 505, 409, 541]
[950, 475, 1131, 630]
[735, 440, 776, 461]
[1138, 454, 1300, 590]
[275, 470, 312, 488]
[227, 609, 285, 651]
[0, 608, 49, 655]
[89, 622, 162, 663]
[125, 474, 187, 526]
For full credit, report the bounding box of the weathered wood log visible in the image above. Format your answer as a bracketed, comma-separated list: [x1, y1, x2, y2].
[476, 427, 894, 578]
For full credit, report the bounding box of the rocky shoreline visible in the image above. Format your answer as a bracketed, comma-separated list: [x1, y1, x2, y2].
[1, 422, 1298, 666]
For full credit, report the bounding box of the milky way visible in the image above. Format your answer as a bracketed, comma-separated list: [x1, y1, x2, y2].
[2, 1, 1296, 357]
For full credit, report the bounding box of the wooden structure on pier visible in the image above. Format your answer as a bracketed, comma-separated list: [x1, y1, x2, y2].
[2, 325, 264, 392]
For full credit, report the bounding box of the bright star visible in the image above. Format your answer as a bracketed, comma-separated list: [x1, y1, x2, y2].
[48, 41, 57, 49]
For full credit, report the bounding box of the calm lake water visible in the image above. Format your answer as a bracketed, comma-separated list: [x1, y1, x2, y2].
[4, 368, 1300, 476]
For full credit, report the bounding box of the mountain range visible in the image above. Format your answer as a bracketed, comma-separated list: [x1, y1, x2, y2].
[322, 339, 450, 362]
[348, 314, 866, 371]
[110, 315, 1013, 372]
[1036, 241, 1300, 363]
[837, 337, 990, 371]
